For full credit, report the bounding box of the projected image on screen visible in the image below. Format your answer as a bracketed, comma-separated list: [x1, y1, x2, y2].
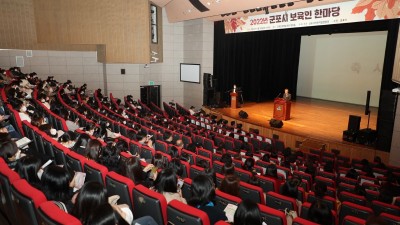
[180, 63, 200, 83]
[297, 31, 387, 107]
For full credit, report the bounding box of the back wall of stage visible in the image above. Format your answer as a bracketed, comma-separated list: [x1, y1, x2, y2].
[297, 31, 387, 107]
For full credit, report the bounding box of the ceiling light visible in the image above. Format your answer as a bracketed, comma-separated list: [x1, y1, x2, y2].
[207, 2, 211, 5]
[256, 7, 263, 11]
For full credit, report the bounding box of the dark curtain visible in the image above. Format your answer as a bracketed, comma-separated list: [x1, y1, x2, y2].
[213, 19, 399, 151]
[213, 22, 301, 103]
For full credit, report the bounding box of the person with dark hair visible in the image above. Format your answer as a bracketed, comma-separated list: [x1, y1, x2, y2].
[85, 204, 129, 225]
[72, 182, 133, 225]
[167, 145, 179, 159]
[219, 174, 241, 198]
[0, 140, 21, 168]
[15, 155, 42, 189]
[261, 154, 270, 163]
[72, 133, 91, 156]
[58, 132, 76, 148]
[233, 199, 262, 225]
[169, 158, 184, 177]
[41, 165, 74, 212]
[203, 167, 217, 186]
[119, 157, 154, 187]
[98, 145, 120, 172]
[307, 201, 333, 225]
[86, 139, 103, 162]
[243, 157, 255, 172]
[153, 153, 169, 169]
[136, 130, 154, 149]
[373, 156, 386, 169]
[345, 169, 359, 180]
[163, 132, 173, 144]
[185, 143, 197, 153]
[221, 161, 235, 175]
[281, 178, 300, 199]
[220, 153, 232, 164]
[323, 161, 335, 174]
[154, 168, 186, 204]
[188, 175, 227, 225]
[314, 182, 327, 199]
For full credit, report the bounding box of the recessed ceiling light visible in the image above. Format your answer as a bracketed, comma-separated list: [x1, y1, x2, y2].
[207, 2, 211, 5]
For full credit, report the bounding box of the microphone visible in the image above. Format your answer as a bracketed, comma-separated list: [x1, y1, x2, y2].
[276, 93, 281, 98]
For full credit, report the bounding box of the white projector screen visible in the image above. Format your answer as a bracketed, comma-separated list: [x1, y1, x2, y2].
[297, 31, 387, 107]
[180, 63, 200, 83]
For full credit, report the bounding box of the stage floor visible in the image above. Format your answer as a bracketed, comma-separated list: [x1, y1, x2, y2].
[208, 97, 378, 143]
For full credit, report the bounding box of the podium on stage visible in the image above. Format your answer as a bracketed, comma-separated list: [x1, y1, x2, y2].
[230, 92, 238, 109]
[273, 98, 291, 120]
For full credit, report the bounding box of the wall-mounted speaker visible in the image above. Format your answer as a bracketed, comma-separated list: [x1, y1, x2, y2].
[270, 119, 283, 128]
[365, 90, 371, 115]
[239, 110, 248, 119]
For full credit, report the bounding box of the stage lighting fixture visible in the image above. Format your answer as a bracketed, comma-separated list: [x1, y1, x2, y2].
[271, 5, 277, 9]
[306, 0, 314, 3]
[288, 2, 294, 6]
[256, 7, 262, 11]
[243, 10, 249, 13]
[250, 9, 256, 12]
[279, 4, 286, 8]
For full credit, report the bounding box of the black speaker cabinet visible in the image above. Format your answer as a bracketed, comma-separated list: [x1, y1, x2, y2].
[270, 119, 283, 128]
[140, 85, 161, 107]
[239, 110, 248, 119]
[348, 115, 361, 131]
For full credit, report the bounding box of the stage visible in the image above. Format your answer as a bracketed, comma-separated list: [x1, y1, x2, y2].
[204, 97, 388, 163]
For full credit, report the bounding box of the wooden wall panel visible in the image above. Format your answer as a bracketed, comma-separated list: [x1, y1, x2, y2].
[0, 0, 96, 51]
[33, 0, 152, 63]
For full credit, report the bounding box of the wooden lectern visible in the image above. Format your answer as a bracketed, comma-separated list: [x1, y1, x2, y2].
[273, 98, 291, 120]
[230, 92, 238, 109]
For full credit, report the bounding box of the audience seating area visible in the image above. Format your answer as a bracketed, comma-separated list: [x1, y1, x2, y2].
[1, 68, 400, 225]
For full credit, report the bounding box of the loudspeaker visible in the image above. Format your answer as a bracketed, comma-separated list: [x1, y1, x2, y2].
[348, 115, 361, 131]
[140, 85, 161, 107]
[365, 90, 371, 115]
[270, 119, 283, 128]
[238, 110, 248, 119]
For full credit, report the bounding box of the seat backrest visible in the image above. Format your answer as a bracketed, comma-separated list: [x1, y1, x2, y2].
[0, 163, 20, 223]
[140, 145, 155, 160]
[203, 138, 214, 151]
[105, 171, 135, 210]
[380, 212, 400, 225]
[257, 175, 278, 193]
[339, 201, 373, 224]
[338, 182, 355, 193]
[339, 191, 367, 206]
[265, 191, 297, 212]
[42, 136, 55, 159]
[132, 185, 168, 225]
[180, 160, 190, 179]
[213, 160, 224, 174]
[167, 200, 210, 225]
[197, 148, 212, 158]
[83, 160, 108, 184]
[342, 215, 366, 225]
[51, 140, 70, 166]
[212, 153, 223, 162]
[195, 155, 212, 168]
[181, 149, 196, 165]
[235, 167, 252, 182]
[293, 171, 313, 185]
[181, 178, 192, 200]
[239, 181, 265, 204]
[155, 140, 168, 153]
[214, 189, 242, 213]
[189, 165, 205, 180]
[339, 176, 359, 186]
[65, 151, 86, 173]
[11, 179, 47, 225]
[371, 200, 400, 216]
[37, 201, 82, 225]
[315, 176, 335, 188]
[258, 204, 287, 225]
[292, 217, 319, 225]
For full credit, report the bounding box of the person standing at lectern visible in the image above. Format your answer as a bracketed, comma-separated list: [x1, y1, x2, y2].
[233, 84, 237, 93]
[283, 89, 291, 101]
